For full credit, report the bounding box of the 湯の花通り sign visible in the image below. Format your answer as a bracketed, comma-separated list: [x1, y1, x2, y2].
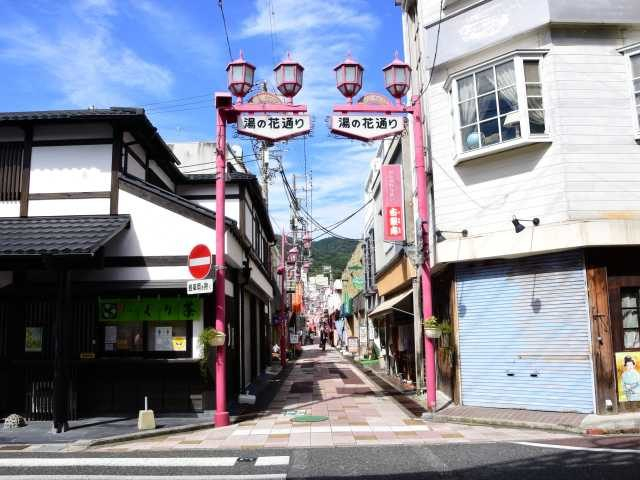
[381, 164, 405, 242]
[330, 114, 405, 141]
[237, 114, 311, 141]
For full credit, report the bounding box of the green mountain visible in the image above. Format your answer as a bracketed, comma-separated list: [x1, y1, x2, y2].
[308, 237, 359, 278]
[274, 235, 359, 279]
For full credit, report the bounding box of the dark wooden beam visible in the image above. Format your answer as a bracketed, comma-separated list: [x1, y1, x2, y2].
[32, 138, 113, 147]
[110, 127, 122, 214]
[52, 269, 71, 433]
[19, 126, 33, 217]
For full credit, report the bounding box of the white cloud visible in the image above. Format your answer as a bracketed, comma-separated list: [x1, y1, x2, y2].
[0, 5, 173, 107]
[241, 0, 382, 238]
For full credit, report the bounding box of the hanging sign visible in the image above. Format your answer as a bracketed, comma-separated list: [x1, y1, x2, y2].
[237, 113, 311, 141]
[187, 278, 214, 295]
[99, 297, 201, 322]
[331, 114, 404, 141]
[381, 164, 405, 242]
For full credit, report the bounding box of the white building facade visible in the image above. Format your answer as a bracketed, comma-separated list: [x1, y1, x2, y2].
[398, 0, 640, 414]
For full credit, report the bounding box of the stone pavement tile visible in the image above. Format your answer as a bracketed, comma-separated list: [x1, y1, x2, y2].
[354, 433, 377, 441]
[332, 434, 356, 446]
[441, 433, 465, 439]
[310, 432, 333, 446]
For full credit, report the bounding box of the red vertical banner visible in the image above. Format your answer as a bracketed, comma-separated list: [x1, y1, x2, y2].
[381, 164, 405, 242]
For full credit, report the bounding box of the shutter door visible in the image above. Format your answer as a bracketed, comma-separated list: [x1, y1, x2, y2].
[456, 251, 594, 413]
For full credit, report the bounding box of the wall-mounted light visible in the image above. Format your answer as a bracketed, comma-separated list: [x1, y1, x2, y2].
[435, 229, 468, 243]
[512, 216, 540, 233]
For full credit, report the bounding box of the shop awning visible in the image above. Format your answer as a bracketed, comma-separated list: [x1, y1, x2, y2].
[368, 289, 413, 319]
[0, 215, 130, 260]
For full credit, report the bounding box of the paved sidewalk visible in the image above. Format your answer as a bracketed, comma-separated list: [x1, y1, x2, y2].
[93, 345, 576, 451]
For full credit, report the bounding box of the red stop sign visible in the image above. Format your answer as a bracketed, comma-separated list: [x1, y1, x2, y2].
[188, 244, 212, 279]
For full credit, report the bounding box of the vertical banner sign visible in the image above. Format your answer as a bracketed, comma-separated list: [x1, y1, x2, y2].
[381, 164, 405, 242]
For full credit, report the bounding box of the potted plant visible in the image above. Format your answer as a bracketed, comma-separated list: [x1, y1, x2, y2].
[439, 322, 452, 347]
[423, 316, 442, 339]
[198, 328, 226, 377]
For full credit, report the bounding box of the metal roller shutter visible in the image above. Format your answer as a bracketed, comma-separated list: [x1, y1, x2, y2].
[456, 251, 595, 413]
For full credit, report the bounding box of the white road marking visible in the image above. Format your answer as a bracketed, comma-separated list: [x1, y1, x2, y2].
[189, 257, 211, 267]
[0, 457, 238, 467]
[254, 456, 290, 467]
[514, 441, 640, 454]
[0, 476, 286, 480]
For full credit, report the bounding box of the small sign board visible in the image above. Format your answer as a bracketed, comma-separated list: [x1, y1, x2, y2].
[331, 114, 404, 141]
[289, 334, 299, 344]
[187, 278, 214, 295]
[381, 164, 405, 242]
[237, 114, 311, 141]
[188, 244, 212, 279]
[348, 336, 359, 354]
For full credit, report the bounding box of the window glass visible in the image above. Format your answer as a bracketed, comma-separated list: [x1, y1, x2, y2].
[524, 60, 545, 134]
[632, 54, 640, 128]
[456, 59, 522, 152]
[104, 323, 143, 352]
[475, 68, 495, 95]
[146, 322, 188, 352]
[232, 65, 244, 81]
[458, 75, 475, 101]
[621, 288, 640, 349]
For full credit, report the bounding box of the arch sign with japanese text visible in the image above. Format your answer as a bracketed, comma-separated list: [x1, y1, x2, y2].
[237, 113, 311, 141]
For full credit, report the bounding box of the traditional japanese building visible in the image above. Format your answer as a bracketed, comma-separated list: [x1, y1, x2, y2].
[0, 108, 275, 430]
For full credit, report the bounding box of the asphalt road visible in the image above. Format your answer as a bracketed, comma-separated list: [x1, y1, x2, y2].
[0, 438, 639, 479]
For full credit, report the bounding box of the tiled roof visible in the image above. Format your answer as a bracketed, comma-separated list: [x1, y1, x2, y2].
[0, 215, 130, 256]
[0, 107, 144, 122]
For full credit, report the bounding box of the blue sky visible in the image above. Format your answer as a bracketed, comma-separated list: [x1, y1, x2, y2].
[0, 0, 403, 238]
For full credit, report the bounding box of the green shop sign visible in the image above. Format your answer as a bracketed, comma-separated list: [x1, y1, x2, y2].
[99, 297, 201, 322]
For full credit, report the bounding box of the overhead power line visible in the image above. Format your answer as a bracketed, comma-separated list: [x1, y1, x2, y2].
[218, 0, 233, 61]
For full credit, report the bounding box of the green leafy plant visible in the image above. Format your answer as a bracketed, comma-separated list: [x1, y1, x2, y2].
[198, 328, 225, 377]
[440, 322, 453, 335]
[423, 315, 440, 329]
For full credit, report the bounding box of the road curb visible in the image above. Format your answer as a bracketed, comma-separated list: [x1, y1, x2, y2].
[70, 421, 218, 449]
[425, 414, 585, 435]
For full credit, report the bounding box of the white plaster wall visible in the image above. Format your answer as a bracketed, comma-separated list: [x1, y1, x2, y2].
[0, 202, 20, 217]
[105, 189, 243, 267]
[149, 159, 175, 192]
[30, 145, 111, 193]
[126, 157, 146, 179]
[28, 198, 110, 216]
[34, 123, 112, 141]
[189, 198, 240, 223]
[249, 257, 274, 298]
[243, 291, 252, 388]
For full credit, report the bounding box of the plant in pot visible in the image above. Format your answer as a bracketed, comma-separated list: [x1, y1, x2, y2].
[423, 316, 442, 339]
[439, 322, 452, 348]
[198, 327, 226, 377]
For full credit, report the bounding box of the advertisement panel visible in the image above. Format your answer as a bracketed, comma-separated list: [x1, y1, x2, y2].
[381, 164, 405, 242]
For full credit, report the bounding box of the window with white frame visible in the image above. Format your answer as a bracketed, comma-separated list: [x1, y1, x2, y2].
[453, 56, 546, 154]
[630, 53, 640, 129]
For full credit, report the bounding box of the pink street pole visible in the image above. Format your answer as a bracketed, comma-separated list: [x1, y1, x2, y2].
[214, 105, 230, 427]
[280, 229, 287, 367]
[410, 96, 436, 411]
[331, 97, 436, 411]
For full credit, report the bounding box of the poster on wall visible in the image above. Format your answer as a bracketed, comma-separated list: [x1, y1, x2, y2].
[616, 351, 640, 402]
[381, 164, 405, 242]
[348, 336, 359, 354]
[155, 326, 173, 351]
[25, 327, 43, 352]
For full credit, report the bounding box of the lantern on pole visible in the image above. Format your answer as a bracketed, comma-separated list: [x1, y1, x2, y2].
[274, 53, 304, 102]
[286, 246, 299, 265]
[382, 53, 411, 104]
[303, 232, 312, 250]
[334, 54, 364, 104]
[226, 51, 255, 103]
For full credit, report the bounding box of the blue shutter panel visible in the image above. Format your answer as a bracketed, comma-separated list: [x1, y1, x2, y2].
[456, 251, 595, 413]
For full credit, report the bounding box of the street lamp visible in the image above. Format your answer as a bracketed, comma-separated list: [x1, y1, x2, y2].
[382, 54, 411, 104]
[226, 51, 255, 103]
[303, 232, 312, 250]
[287, 246, 299, 265]
[334, 54, 364, 104]
[330, 54, 436, 411]
[213, 52, 308, 428]
[274, 53, 304, 102]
